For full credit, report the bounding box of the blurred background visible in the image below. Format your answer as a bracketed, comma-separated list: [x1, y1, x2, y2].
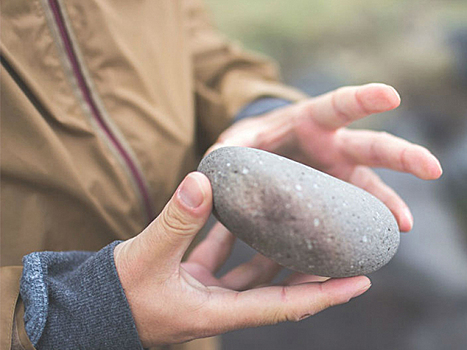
[204, 0, 467, 349]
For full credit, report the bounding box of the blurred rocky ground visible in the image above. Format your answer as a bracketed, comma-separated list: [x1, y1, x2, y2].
[205, 0, 467, 348]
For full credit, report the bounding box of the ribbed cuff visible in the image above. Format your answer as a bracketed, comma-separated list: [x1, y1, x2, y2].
[234, 97, 292, 123]
[21, 241, 143, 349]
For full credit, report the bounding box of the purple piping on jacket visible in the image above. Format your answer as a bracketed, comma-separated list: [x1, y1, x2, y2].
[49, 0, 154, 222]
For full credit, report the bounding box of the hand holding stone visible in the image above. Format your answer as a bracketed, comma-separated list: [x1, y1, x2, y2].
[114, 173, 370, 347]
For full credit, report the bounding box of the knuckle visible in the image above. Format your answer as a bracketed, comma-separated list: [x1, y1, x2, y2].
[280, 286, 290, 303]
[160, 205, 198, 236]
[332, 93, 351, 124]
[299, 100, 315, 118]
[273, 307, 312, 324]
[286, 311, 305, 323]
[354, 88, 371, 115]
[271, 308, 288, 324]
[270, 287, 292, 324]
[369, 138, 381, 165]
[399, 147, 409, 172]
[316, 284, 337, 310]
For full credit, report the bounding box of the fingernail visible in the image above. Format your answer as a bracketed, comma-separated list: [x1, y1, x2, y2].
[431, 154, 443, 177]
[403, 207, 414, 229]
[389, 86, 401, 102]
[299, 313, 312, 321]
[178, 173, 205, 209]
[352, 282, 372, 299]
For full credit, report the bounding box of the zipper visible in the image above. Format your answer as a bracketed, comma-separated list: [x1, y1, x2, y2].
[48, 0, 154, 222]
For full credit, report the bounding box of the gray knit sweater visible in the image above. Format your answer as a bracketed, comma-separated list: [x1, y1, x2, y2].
[20, 241, 143, 349]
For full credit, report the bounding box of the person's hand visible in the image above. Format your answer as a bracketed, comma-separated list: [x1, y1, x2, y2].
[210, 83, 443, 232]
[114, 172, 371, 347]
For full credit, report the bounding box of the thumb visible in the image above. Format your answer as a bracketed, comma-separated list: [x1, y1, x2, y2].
[135, 172, 213, 269]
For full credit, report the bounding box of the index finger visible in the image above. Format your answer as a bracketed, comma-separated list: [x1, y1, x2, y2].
[306, 83, 401, 130]
[203, 276, 371, 333]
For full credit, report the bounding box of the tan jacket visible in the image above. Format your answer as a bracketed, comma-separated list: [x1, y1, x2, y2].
[0, 0, 306, 348]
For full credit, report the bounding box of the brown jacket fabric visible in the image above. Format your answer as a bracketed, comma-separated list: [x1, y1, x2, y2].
[0, 0, 306, 348]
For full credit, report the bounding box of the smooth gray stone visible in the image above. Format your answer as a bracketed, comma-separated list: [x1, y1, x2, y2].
[198, 147, 400, 277]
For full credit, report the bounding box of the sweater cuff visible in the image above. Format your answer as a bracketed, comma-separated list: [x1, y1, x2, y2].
[234, 97, 292, 123]
[20, 241, 143, 349]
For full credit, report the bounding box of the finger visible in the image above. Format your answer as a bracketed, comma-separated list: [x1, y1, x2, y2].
[134, 172, 213, 271]
[307, 83, 401, 130]
[220, 254, 282, 290]
[338, 129, 443, 180]
[349, 166, 413, 232]
[206, 276, 371, 333]
[282, 273, 330, 286]
[187, 222, 236, 273]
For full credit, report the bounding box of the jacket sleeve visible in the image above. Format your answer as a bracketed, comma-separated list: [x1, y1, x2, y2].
[185, 0, 308, 147]
[0, 266, 35, 350]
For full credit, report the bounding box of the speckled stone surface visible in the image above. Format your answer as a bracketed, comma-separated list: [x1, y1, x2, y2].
[198, 146, 400, 277]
